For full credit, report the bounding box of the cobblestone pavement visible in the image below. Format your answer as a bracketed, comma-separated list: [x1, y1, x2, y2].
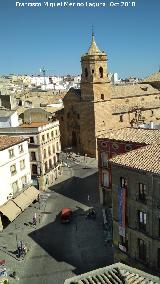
[0, 155, 113, 284]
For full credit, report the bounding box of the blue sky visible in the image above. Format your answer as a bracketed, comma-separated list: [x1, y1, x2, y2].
[0, 0, 159, 78]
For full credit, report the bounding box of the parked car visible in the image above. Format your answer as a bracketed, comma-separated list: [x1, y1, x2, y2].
[60, 208, 72, 224]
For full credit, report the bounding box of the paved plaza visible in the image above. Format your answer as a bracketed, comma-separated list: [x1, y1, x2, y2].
[0, 155, 113, 284]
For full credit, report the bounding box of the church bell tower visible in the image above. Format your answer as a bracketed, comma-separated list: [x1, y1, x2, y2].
[81, 32, 110, 102]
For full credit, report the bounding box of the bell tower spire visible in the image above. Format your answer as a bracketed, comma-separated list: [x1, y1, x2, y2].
[81, 32, 110, 101]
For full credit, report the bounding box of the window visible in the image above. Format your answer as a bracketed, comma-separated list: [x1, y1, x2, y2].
[101, 94, 104, 100]
[48, 146, 51, 156]
[49, 159, 52, 169]
[120, 177, 127, 188]
[55, 130, 58, 136]
[29, 137, 34, 143]
[101, 152, 108, 167]
[158, 248, 160, 268]
[99, 67, 103, 78]
[125, 144, 132, 151]
[53, 156, 56, 167]
[151, 110, 154, 116]
[9, 148, 14, 158]
[47, 133, 50, 140]
[56, 142, 59, 152]
[18, 144, 23, 153]
[12, 181, 19, 194]
[30, 152, 36, 161]
[21, 175, 27, 187]
[10, 164, 16, 176]
[42, 135, 45, 142]
[32, 164, 37, 175]
[84, 68, 88, 78]
[102, 171, 109, 187]
[20, 159, 25, 170]
[120, 114, 123, 122]
[45, 161, 48, 172]
[92, 69, 94, 74]
[52, 144, 55, 153]
[51, 131, 54, 138]
[138, 239, 146, 262]
[138, 210, 146, 232]
[44, 149, 46, 159]
[139, 183, 146, 202]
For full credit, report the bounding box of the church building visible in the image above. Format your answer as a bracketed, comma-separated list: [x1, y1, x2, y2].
[57, 33, 160, 157]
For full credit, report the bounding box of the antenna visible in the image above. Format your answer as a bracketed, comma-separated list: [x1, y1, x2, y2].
[40, 67, 47, 90]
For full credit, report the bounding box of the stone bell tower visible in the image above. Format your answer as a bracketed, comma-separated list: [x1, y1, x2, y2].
[81, 32, 110, 102]
[79, 33, 112, 157]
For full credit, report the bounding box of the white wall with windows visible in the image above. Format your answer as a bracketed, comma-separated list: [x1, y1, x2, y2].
[0, 140, 31, 206]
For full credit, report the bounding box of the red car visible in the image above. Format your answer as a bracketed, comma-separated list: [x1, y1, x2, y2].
[60, 208, 72, 224]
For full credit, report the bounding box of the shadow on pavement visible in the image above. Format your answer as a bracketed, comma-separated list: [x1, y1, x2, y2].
[50, 172, 99, 208]
[28, 173, 113, 276]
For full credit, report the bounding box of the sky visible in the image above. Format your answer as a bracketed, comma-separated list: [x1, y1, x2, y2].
[0, 0, 160, 78]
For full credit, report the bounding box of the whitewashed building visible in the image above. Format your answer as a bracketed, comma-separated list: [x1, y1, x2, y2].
[0, 136, 39, 231]
[0, 121, 62, 191]
[0, 109, 19, 127]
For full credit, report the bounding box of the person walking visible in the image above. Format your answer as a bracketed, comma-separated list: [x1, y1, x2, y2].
[33, 213, 37, 228]
[17, 241, 21, 258]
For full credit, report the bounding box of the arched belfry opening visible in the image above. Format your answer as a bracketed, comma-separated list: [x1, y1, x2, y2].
[85, 68, 88, 78]
[99, 67, 103, 78]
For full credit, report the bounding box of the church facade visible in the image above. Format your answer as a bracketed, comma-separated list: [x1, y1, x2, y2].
[57, 34, 160, 157]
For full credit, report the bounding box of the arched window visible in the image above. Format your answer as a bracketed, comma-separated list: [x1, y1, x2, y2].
[84, 68, 88, 78]
[101, 94, 104, 100]
[99, 67, 103, 78]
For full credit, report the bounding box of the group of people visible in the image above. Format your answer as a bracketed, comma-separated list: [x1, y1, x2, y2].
[17, 240, 28, 258]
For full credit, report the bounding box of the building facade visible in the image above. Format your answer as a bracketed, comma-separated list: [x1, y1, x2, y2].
[0, 136, 39, 231]
[97, 127, 160, 205]
[57, 34, 160, 158]
[0, 121, 62, 191]
[110, 145, 160, 276]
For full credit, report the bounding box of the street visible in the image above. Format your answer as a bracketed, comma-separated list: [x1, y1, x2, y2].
[0, 156, 113, 284]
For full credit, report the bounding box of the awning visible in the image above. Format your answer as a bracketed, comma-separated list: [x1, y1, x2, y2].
[24, 186, 39, 203]
[13, 186, 39, 211]
[0, 200, 21, 222]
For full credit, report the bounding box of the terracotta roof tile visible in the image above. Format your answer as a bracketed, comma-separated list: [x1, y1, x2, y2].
[0, 135, 27, 151]
[20, 122, 48, 128]
[98, 128, 160, 144]
[111, 84, 159, 99]
[109, 144, 160, 174]
[64, 263, 159, 284]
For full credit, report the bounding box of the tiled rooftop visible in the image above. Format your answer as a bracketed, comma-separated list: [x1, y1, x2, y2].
[20, 122, 48, 128]
[112, 100, 160, 114]
[111, 84, 159, 98]
[110, 144, 160, 174]
[98, 127, 160, 144]
[0, 135, 26, 151]
[64, 263, 160, 284]
[143, 71, 160, 82]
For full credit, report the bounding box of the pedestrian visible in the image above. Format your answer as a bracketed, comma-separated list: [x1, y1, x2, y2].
[33, 214, 37, 227]
[17, 241, 21, 258]
[38, 214, 41, 224]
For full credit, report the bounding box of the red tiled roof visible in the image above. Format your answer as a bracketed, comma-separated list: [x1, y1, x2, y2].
[110, 144, 160, 174]
[0, 136, 27, 151]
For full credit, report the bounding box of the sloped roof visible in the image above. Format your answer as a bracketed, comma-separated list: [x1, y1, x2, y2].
[112, 100, 160, 114]
[110, 144, 160, 175]
[0, 135, 27, 150]
[64, 262, 160, 284]
[87, 34, 103, 55]
[98, 127, 160, 144]
[111, 84, 159, 99]
[143, 71, 160, 82]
